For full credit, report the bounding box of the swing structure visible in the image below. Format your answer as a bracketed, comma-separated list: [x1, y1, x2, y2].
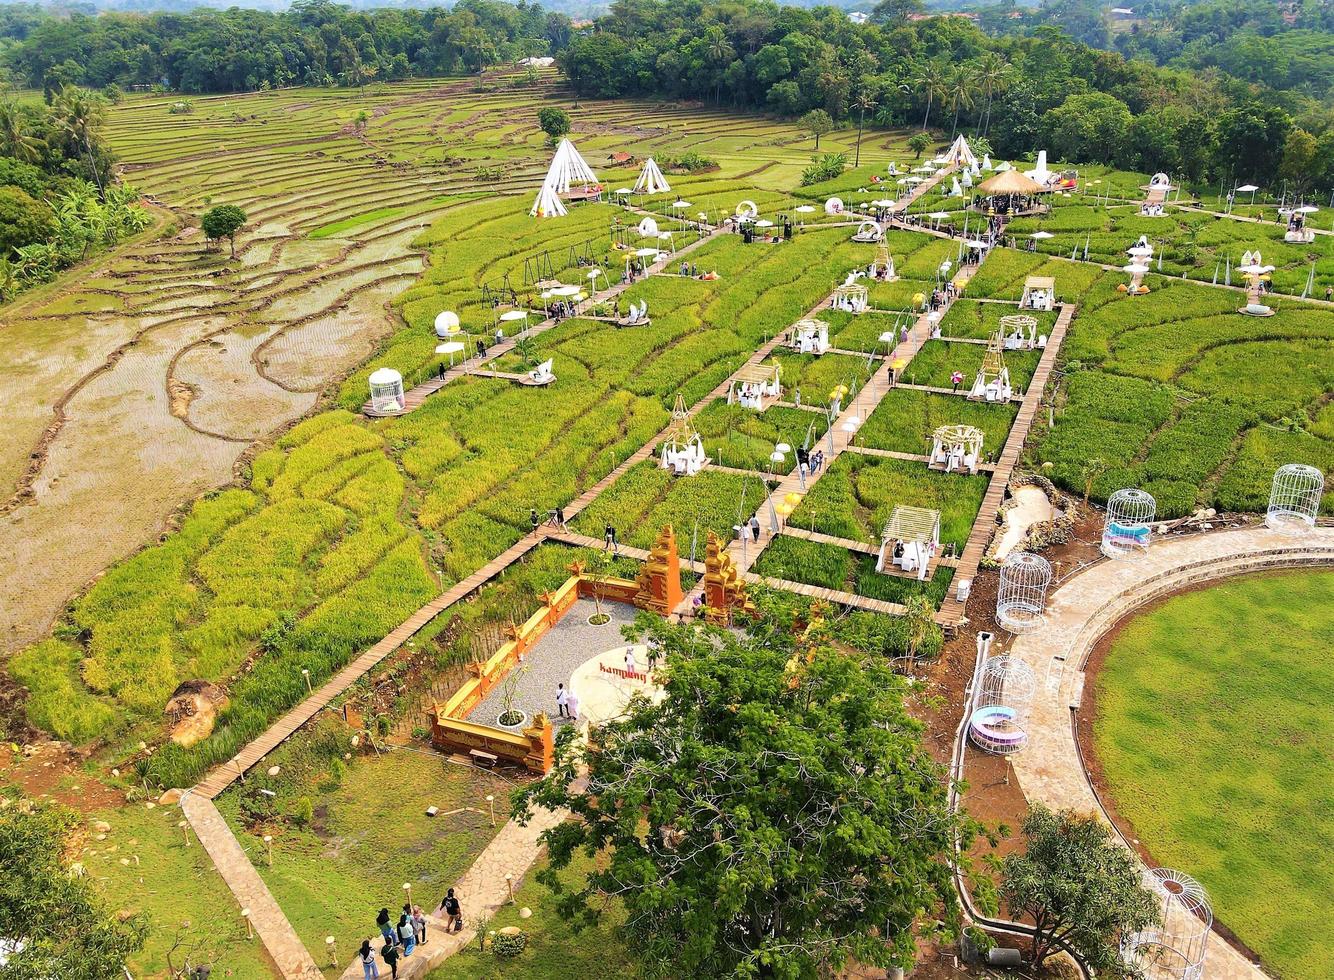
[968, 330, 1012, 402]
[522, 252, 556, 288]
[659, 394, 709, 476]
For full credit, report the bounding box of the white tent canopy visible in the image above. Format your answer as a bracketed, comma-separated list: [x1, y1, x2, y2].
[531, 138, 599, 218]
[945, 135, 979, 170]
[633, 157, 671, 195]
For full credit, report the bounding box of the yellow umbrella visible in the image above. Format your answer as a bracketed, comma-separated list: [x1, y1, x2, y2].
[776, 503, 794, 516]
[891, 358, 907, 371]
[912, 292, 925, 307]
[784, 492, 803, 505]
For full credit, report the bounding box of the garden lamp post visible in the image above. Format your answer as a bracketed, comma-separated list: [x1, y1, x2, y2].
[242, 908, 253, 940]
[301, 668, 311, 693]
[178, 819, 191, 846]
[263, 834, 273, 867]
[486, 794, 496, 827]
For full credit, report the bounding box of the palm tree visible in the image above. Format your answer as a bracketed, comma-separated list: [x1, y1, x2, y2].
[915, 61, 947, 132]
[975, 53, 1010, 137]
[52, 88, 107, 196]
[705, 27, 734, 105]
[852, 91, 878, 168]
[0, 100, 43, 163]
[946, 64, 977, 140]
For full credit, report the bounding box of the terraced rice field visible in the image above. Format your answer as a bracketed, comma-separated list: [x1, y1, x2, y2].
[0, 70, 914, 657]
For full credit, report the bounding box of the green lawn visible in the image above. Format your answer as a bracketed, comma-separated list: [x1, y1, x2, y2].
[430, 850, 638, 979]
[1092, 569, 1334, 979]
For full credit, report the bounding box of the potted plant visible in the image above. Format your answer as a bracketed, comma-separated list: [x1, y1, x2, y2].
[497, 665, 528, 729]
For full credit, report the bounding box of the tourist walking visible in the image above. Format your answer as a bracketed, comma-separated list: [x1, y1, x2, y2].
[556, 682, 569, 718]
[646, 645, 659, 673]
[567, 688, 581, 721]
[398, 913, 415, 956]
[530, 508, 540, 533]
[381, 942, 399, 979]
[555, 506, 566, 527]
[442, 888, 463, 933]
[625, 648, 637, 674]
[360, 940, 379, 980]
[408, 903, 426, 945]
[376, 908, 396, 949]
[951, 370, 964, 392]
[749, 516, 761, 542]
[604, 523, 619, 555]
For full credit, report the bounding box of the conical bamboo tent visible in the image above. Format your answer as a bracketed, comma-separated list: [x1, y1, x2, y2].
[531, 138, 599, 217]
[633, 157, 671, 195]
[945, 135, 978, 170]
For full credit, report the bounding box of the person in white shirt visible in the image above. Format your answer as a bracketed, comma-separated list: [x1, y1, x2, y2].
[555, 682, 569, 718]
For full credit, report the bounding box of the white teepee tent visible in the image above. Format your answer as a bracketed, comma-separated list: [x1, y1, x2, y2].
[946, 135, 979, 170]
[531, 138, 599, 217]
[633, 157, 671, 195]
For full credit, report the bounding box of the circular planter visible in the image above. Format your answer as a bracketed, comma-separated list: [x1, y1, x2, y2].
[587, 612, 611, 626]
[496, 710, 528, 731]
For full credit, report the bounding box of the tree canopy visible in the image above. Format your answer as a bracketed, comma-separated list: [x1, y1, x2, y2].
[515, 611, 969, 978]
[0, 794, 147, 979]
[201, 204, 246, 257]
[1001, 805, 1159, 972]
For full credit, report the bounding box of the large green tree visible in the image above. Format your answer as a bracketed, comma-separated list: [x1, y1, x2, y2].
[0, 187, 55, 255]
[200, 203, 246, 259]
[536, 106, 570, 144]
[515, 613, 969, 978]
[0, 795, 147, 979]
[1001, 805, 1158, 972]
[1043, 91, 1133, 166]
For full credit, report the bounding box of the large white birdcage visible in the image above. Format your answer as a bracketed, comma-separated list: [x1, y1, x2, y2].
[1102, 488, 1156, 560]
[996, 552, 1052, 634]
[1123, 869, 1212, 980]
[367, 367, 405, 415]
[968, 656, 1035, 755]
[1265, 463, 1323, 533]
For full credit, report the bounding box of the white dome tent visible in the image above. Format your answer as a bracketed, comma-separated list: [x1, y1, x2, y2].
[433, 310, 460, 339]
[633, 157, 670, 195]
[637, 216, 659, 238]
[530, 138, 600, 218]
[824, 197, 844, 215]
[944, 134, 978, 170]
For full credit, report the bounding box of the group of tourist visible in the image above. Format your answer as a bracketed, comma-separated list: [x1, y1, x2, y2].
[359, 893, 463, 978]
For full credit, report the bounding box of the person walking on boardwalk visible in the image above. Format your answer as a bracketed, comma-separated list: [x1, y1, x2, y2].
[398, 913, 415, 956]
[556, 682, 570, 718]
[442, 888, 463, 933]
[377, 908, 396, 949]
[951, 370, 964, 392]
[604, 523, 618, 555]
[359, 940, 379, 980]
[530, 508, 540, 533]
[381, 942, 399, 979]
[749, 516, 761, 542]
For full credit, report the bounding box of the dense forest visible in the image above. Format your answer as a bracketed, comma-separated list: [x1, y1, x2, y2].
[0, 0, 573, 91]
[979, 0, 1334, 103]
[558, 0, 1333, 189]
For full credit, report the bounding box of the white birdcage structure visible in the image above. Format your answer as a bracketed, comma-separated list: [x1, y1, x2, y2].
[969, 656, 1035, 755]
[367, 367, 404, 415]
[996, 553, 1052, 633]
[1102, 488, 1156, 559]
[1123, 869, 1212, 980]
[1266, 463, 1323, 533]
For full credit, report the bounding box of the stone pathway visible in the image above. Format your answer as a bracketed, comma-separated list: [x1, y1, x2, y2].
[1005, 524, 1334, 980]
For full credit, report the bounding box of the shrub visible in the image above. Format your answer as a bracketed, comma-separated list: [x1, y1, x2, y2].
[491, 929, 528, 957]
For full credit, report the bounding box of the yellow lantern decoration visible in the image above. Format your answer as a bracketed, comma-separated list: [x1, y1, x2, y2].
[912, 292, 925, 308]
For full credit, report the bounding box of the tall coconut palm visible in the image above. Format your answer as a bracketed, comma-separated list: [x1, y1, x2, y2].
[915, 61, 947, 132]
[852, 91, 878, 168]
[0, 100, 43, 163]
[705, 27, 734, 105]
[975, 53, 1010, 138]
[946, 64, 977, 140]
[52, 88, 107, 196]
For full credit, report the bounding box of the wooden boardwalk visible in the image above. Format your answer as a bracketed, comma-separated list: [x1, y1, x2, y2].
[936, 301, 1075, 624]
[778, 525, 879, 556]
[362, 223, 725, 416]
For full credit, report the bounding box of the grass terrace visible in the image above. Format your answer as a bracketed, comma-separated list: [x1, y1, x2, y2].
[753, 535, 956, 608]
[855, 388, 1017, 462]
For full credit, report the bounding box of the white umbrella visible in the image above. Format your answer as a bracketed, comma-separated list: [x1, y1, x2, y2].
[1030, 231, 1054, 240]
[671, 200, 691, 209]
[1296, 205, 1319, 214]
[500, 309, 530, 320]
[435, 341, 465, 355]
[905, 176, 924, 185]
[964, 239, 988, 249]
[775, 442, 792, 453]
[879, 331, 896, 343]
[755, 219, 774, 228]
[586, 268, 603, 279]
[551, 285, 582, 296]
[794, 205, 815, 213]
[634, 247, 660, 257]
[1235, 184, 1259, 192]
[912, 165, 935, 174]
[614, 187, 632, 195]
[927, 211, 950, 220]
[769, 451, 786, 463]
